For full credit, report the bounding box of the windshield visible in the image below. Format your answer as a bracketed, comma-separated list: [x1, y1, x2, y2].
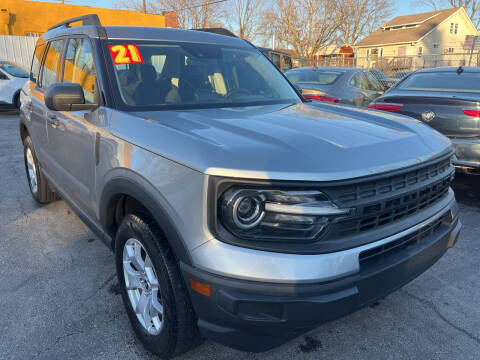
[285, 70, 344, 85]
[397, 72, 480, 93]
[0, 62, 28, 78]
[109, 41, 299, 110]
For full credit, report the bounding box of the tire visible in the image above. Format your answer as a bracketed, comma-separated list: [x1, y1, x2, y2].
[115, 213, 201, 358]
[23, 136, 58, 204]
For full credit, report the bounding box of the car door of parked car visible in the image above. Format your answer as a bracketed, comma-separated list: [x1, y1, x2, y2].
[44, 37, 98, 214]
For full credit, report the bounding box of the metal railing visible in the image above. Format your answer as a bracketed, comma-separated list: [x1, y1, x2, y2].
[292, 53, 480, 75]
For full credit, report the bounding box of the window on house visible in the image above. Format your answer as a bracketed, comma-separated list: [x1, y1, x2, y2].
[454, 23, 459, 34]
[448, 48, 454, 53]
[418, 47, 423, 56]
[380, 48, 383, 57]
[433, 44, 439, 49]
[450, 22, 454, 34]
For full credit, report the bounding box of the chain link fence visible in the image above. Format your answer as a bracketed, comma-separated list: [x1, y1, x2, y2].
[292, 53, 480, 75]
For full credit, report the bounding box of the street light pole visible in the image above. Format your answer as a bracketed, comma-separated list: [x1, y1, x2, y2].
[142, 0, 147, 13]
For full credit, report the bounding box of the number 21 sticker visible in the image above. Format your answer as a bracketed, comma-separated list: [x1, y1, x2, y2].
[109, 44, 144, 65]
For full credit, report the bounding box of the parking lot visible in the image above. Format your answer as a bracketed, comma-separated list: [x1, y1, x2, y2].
[0, 110, 479, 360]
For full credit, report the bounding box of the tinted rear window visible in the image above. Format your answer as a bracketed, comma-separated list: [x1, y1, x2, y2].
[286, 70, 344, 85]
[397, 72, 480, 93]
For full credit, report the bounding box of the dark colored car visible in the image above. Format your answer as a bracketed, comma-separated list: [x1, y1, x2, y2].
[259, 47, 293, 72]
[369, 69, 394, 89]
[368, 67, 480, 174]
[285, 67, 384, 106]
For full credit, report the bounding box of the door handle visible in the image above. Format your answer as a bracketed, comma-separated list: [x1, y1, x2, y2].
[47, 113, 59, 127]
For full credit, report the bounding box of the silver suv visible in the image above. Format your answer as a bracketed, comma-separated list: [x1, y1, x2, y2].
[19, 15, 461, 358]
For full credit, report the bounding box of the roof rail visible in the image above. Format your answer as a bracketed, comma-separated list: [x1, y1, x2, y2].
[48, 14, 102, 31]
[192, 28, 237, 38]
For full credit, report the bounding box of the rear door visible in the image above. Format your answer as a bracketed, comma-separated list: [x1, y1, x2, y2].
[45, 37, 98, 213]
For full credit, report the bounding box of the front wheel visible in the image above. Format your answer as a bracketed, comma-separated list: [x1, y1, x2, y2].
[23, 136, 57, 203]
[115, 214, 201, 358]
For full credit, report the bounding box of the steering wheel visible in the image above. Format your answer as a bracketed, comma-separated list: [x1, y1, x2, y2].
[226, 88, 252, 99]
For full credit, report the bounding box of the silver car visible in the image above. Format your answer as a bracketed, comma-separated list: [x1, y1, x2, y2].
[285, 67, 385, 106]
[19, 15, 461, 358]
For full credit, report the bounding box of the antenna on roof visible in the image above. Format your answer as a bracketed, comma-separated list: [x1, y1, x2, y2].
[457, 66, 463, 75]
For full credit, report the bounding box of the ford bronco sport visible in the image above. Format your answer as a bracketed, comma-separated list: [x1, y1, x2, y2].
[19, 15, 461, 358]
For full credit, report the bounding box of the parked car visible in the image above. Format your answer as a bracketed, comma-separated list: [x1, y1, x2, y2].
[285, 67, 384, 106]
[368, 67, 480, 174]
[369, 69, 394, 89]
[20, 15, 461, 358]
[259, 47, 293, 72]
[0, 60, 29, 108]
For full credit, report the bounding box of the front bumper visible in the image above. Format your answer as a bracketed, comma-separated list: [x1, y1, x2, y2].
[450, 137, 480, 173]
[182, 198, 461, 352]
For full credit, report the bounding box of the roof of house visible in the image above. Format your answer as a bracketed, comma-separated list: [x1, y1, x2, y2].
[357, 7, 460, 47]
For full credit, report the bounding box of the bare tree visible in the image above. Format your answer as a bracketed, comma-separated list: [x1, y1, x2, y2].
[415, 0, 480, 27]
[223, 0, 265, 41]
[336, 0, 394, 46]
[264, 0, 338, 58]
[114, 0, 224, 29]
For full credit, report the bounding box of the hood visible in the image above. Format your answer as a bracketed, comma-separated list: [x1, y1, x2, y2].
[108, 102, 452, 181]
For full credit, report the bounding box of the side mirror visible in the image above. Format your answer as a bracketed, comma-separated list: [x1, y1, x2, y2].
[45, 83, 97, 111]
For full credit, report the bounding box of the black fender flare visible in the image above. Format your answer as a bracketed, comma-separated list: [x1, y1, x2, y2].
[99, 173, 193, 265]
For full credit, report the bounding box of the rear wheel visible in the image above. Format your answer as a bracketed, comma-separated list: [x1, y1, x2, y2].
[115, 214, 201, 358]
[23, 136, 57, 203]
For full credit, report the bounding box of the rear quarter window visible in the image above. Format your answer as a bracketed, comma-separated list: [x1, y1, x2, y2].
[397, 72, 480, 93]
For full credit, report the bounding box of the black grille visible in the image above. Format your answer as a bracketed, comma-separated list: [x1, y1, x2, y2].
[322, 156, 454, 238]
[359, 214, 447, 268]
[333, 157, 451, 204]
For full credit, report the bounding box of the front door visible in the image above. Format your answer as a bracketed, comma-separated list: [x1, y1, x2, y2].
[45, 37, 98, 214]
[35, 38, 65, 176]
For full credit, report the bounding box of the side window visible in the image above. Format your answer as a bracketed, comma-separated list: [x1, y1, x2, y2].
[365, 72, 383, 91]
[283, 56, 293, 71]
[30, 42, 46, 83]
[350, 72, 368, 90]
[63, 38, 96, 103]
[270, 52, 281, 68]
[40, 39, 64, 89]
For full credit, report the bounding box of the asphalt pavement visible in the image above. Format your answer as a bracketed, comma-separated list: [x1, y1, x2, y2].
[0, 111, 479, 359]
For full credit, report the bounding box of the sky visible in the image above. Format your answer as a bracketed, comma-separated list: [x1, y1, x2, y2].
[33, 0, 435, 19]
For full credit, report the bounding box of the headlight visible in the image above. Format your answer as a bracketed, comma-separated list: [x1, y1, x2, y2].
[219, 188, 353, 242]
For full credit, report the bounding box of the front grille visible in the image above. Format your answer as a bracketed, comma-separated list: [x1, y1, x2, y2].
[359, 214, 447, 268]
[322, 155, 454, 238]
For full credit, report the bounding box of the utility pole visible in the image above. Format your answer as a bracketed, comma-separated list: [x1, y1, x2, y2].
[142, 0, 147, 13]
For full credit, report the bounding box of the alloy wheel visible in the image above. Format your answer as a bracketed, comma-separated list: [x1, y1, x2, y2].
[122, 238, 164, 335]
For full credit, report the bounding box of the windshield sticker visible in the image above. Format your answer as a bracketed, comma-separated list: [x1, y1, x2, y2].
[109, 44, 144, 65]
